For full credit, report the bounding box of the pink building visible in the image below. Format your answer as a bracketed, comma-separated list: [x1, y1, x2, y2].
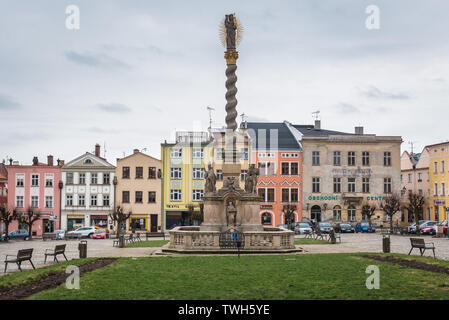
[7, 156, 62, 236]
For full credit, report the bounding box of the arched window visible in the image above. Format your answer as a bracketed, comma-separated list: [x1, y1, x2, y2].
[261, 212, 272, 225]
[348, 206, 356, 221]
[333, 205, 341, 221]
[311, 205, 321, 222]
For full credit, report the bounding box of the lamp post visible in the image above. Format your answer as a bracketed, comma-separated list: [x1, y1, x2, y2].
[58, 180, 63, 230]
[113, 176, 118, 234]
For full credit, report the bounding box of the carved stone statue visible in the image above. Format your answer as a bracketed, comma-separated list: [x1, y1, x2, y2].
[225, 14, 236, 50]
[245, 164, 259, 193]
[204, 165, 216, 193]
[226, 198, 237, 226]
[223, 176, 239, 191]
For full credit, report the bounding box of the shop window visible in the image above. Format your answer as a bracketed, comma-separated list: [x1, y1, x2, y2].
[129, 218, 146, 231]
[333, 206, 341, 221]
[261, 212, 272, 225]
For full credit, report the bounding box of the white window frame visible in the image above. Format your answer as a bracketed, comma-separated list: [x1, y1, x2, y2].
[170, 189, 182, 202]
[31, 174, 39, 187]
[79, 195, 85, 206]
[66, 195, 73, 206]
[16, 174, 24, 187]
[192, 167, 205, 180]
[31, 196, 39, 208]
[192, 189, 204, 201]
[16, 196, 24, 208]
[45, 196, 53, 208]
[170, 167, 182, 180]
[170, 148, 182, 158]
[192, 148, 204, 159]
[91, 195, 97, 206]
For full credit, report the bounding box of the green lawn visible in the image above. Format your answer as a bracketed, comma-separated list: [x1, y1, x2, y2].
[26, 253, 449, 300]
[125, 240, 169, 248]
[294, 238, 329, 245]
[0, 258, 97, 289]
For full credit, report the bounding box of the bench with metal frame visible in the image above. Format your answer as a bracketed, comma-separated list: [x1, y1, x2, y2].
[44, 244, 68, 263]
[408, 238, 435, 258]
[314, 228, 328, 241]
[4, 248, 35, 273]
[328, 230, 341, 243]
[303, 229, 315, 239]
[145, 232, 166, 241]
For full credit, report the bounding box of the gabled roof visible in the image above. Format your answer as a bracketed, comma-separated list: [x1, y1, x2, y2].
[117, 151, 161, 163]
[246, 122, 302, 151]
[62, 152, 115, 169]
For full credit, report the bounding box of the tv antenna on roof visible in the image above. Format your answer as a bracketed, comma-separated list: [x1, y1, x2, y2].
[408, 141, 418, 154]
[207, 106, 215, 133]
[312, 110, 320, 120]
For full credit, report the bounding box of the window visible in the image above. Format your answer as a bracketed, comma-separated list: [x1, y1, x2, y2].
[258, 188, 274, 202]
[408, 174, 412, 183]
[66, 173, 73, 185]
[348, 152, 356, 166]
[122, 167, 130, 179]
[348, 178, 356, 193]
[45, 178, 53, 187]
[192, 148, 204, 159]
[241, 148, 248, 160]
[31, 174, 39, 186]
[418, 189, 423, 196]
[281, 162, 299, 176]
[216, 170, 223, 181]
[170, 189, 182, 201]
[103, 195, 110, 206]
[148, 192, 156, 203]
[401, 174, 403, 183]
[135, 191, 143, 203]
[261, 212, 272, 225]
[291, 188, 298, 202]
[434, 183, 438, 195]
[45, 196, 53, 208]
[348, 206, 356, 221]
[103, 173, 110, 185]
[282, 188, 289, 202]
[148, 167, 156, 179]
[442, 183, 446, 196]
[241, 170, 248, 181]
[79, 173, 86, 185]
[79, 195, 85, 206]
[333, 177, 341, 193]
[216, 148, 224, 160]
[129, 218, 146, 231]
[122, 191, 130, 203]
[91, 173, 98, 184]
[312, 151, 320, 166]
[66, 195, 73, 206]
[192, 168, 205, 179]
[290, 163, 299, 175]
[362, 152, 370, 166]
[192, 189, 204, 201]
[170, 167, 182, 180]
[362, 178, 370, 193]
[418, 172, 422, 182]
[16, 175, 24, 187]
[258, 162, 275, 176]
[333, 151, 341, 166]
[434, 162, 438, 174]
[384, 152, 392, 166]
[91, 195, 97, 206]
[170, 148, 182, 158]
[312, 177, 320, 193]
[136, 167, 143, 179]
[442, 161, 445, 173]
[384, 177, 392, 194]
[333, 206, 342, 221]
[16, 196, 24, 208]
[282, 188, 298, 202]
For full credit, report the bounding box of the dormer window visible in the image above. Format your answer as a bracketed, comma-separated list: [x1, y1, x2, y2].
[84, 159, 93, 164]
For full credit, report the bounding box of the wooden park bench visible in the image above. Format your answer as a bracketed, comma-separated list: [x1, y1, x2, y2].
[314, 228, 327, 241]
[44, 244, 68, 263]
[4, 248, 35, 273]
[124, 234, 135, 244]
[327, 230, 341, 243]
[42, 233, 56, 241]
[408, 238, 435, 258]
[303, 229, 314, 239]
[145, 232, 166, 241]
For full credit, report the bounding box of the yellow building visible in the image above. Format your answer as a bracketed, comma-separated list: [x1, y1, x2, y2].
[427, 142, 449, 222]
[115, 149, 162, 233]
[161, 132, 214, 230]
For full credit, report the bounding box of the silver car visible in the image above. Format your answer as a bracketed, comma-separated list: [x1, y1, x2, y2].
[295, 222, 313, 234]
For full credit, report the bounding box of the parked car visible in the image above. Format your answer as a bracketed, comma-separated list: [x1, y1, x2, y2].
[441, 220, 448, 236]
[54, 229, 65, 240]
[277, 224, 289, 230]
[334, 223, 355, 233]
[419, 221, 437, 231]
[0, 229, 29, 241]
[355, 222, 375, 233]
[92, 229, 107, 239]
[295, 222, 313, 234]
[421, 225, 437, 235]
[67, 226, 96, 238]
[317, 222, 333, 234]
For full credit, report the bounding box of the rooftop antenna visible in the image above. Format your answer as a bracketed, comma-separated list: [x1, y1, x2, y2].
[142, 148, 147, 153]
[240, 112, 246, 123]
[312, 110, 320, 121]
[207, 106, 215, 133]
[103, 141, 107, 158]
[408, 141, 418, 154]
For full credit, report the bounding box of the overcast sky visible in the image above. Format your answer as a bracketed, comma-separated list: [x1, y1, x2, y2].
[1, 0, 448, 165]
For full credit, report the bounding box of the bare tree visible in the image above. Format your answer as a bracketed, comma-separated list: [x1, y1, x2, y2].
[0, 205, 18, 242]
[109, 205, 132, 247]
[379, 193, 402, 233]
[404, 192, 426, 236]
[361, 201, 377, 232]
[17, 207, 41, 240]
[283, 204, 296, 229]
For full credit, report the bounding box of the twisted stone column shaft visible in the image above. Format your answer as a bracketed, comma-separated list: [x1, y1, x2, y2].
[225, 64, 238, 131]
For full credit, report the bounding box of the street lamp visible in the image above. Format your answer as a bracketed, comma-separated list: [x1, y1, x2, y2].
[58, 180, 63, 230]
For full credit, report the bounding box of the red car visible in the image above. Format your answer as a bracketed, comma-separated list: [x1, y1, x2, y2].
[92, 229, 107, 239]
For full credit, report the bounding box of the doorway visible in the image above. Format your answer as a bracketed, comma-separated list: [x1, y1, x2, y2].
[311, 205, 322, 222]
[150, 214, 158, 232]
[43, 219, 54, 233]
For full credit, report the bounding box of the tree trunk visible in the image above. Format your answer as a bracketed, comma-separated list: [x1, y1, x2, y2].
[368, 217, 372, 233]
[4, 222, 9, 242]
[389, 216, 393, 234]
[28, 222, 33, 240]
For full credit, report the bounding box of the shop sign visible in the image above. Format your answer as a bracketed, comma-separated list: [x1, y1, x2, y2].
[308, 195, 339, 201]
[434, 200, 446, 205]
[49, 215, 58, 221]
[167, 205, 180, 208]
[366, 196, 386, 201]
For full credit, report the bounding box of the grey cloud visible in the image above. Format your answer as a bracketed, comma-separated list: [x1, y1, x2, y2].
[0, 94, 21, 111]
[337, 102, 359, 114]
[361, 86, 410, 100]
[65, 51, 130, 69]
[95, 103, 132, 113]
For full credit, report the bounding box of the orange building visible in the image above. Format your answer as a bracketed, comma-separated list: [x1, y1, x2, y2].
[246, 122, 302, 227]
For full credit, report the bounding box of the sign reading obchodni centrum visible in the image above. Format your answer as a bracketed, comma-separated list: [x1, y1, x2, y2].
[308, 195, 387, 201]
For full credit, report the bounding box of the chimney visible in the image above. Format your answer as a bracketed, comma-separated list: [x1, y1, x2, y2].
[355, 126, 364, 135]
[314, 120, 321, 130]
[9, 158, 12, 165]
[95, 144, 101, 157]
[133, 149, 139, 154]
[47, 155, 54, 166]
[32, 156, 38, 165]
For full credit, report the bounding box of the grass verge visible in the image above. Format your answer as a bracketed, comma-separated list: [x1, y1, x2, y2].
[294, 238, 329, 245]
[125, 240, 169, 248]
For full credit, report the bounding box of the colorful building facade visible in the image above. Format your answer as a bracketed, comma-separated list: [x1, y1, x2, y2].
[427, 142, 449, 222]
[115, 149, 162, 233]
[7, 156, 61, 236]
